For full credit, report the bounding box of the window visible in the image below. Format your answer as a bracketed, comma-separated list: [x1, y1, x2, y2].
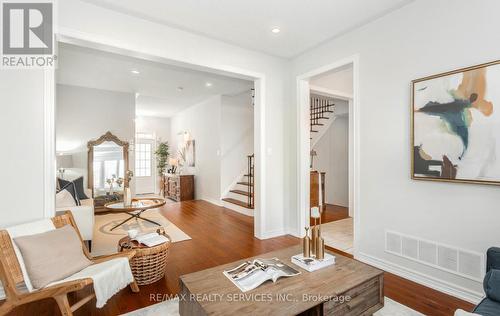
[135, 142, 152, 177]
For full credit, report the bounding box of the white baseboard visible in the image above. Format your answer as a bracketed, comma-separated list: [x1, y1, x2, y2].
[356, 252, 484, 304]
[258, 228, 286, 240]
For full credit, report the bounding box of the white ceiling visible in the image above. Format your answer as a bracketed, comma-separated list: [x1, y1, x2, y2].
[81, 0, 413, 58]
[310, 64, 353, 95]
[56, 43, 253, 117]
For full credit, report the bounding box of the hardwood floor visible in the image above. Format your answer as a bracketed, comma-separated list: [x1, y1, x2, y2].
[4, 200, 475, 316]
[5, 200, 297, 316]
[323, 203, 348, 223]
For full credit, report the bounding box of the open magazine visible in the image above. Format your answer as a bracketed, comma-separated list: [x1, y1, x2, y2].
[223, 258, 300, 292]
[132, 232, 169, 247]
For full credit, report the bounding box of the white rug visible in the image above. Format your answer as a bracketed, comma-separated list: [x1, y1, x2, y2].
[121, 297, 423, 316]
[92, 210, 191, 256]
[322, 217, 353, 254]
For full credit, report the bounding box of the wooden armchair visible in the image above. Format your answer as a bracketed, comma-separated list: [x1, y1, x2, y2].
[0, 211, 139, 316]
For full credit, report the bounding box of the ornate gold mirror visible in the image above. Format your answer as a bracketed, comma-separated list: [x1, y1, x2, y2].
[87, 131, 129, 197]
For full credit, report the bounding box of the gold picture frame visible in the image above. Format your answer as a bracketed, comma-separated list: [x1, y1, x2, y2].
[411, 59, 500, 186]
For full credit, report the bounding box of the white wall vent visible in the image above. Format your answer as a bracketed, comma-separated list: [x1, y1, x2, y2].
[385, 231, 484, 282]
[386, 231, 402, 254]
[458, 250, 482, 280]
[401, 236, 418, 260]
[437, 245, 458, 271]
[418, 240, 437, 265]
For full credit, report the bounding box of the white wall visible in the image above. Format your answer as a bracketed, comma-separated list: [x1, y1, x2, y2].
[56, 84, 135, 191]
[292, 0, 500, 302]
[171, 96, 222, 204]
[56, 0, 290, 238]
[221, 91, 254, 195]
[0, 70, 46, 227]
[312, 100, 349, 207]
[135, 116, 171, 144]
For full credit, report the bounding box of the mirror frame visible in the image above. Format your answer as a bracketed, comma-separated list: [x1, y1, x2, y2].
[87, 131, 129, 196]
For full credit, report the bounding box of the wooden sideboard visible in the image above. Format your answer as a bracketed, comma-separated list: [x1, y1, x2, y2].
[164, 174, 194, 202]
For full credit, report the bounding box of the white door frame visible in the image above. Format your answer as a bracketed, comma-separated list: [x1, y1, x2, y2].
[44, 30, 267, 239]
[295, 54, 360, 257]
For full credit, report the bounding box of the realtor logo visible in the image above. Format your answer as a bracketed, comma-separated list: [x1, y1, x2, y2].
[1, 1, 56, 68]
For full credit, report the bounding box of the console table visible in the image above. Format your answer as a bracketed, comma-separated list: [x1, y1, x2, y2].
[179, 245, 383, 316]
[164, 174, 194, 202]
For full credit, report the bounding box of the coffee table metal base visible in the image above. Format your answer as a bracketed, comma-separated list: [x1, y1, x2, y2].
[110, 210, 161, 231]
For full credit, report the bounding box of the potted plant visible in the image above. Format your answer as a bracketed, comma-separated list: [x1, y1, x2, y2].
[154, 141, 170, 194]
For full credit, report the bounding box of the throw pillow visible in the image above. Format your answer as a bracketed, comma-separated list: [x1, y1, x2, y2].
[55, 189, 76, 208]
[58, 177, 89, 200]
[484, 269, 500, 302]
[13, 225, 92, 289]
[58, 182, 80, 206]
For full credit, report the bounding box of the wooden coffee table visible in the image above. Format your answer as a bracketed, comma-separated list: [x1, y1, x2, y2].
[179, 245, 384, 316]
[105, 197, 166, 231]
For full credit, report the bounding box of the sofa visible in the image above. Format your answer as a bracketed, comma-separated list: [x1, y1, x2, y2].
[472, 247, 500, 315]
[56, 188, 94, 250]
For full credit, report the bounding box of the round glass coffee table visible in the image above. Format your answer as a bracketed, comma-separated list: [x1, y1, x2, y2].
[105, 197, 166, 231]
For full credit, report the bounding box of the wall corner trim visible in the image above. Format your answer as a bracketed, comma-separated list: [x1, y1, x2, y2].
[356, 252, 484, 304]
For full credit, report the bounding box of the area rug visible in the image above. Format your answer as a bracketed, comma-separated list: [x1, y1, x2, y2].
[121, 297, 423, 316]
[91, 210, 191, 256]
[322, 217, 353, 254]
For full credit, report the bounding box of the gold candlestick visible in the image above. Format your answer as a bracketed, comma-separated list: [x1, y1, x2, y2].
[311, 221, 319, 257]
[303, 227, 311, 257]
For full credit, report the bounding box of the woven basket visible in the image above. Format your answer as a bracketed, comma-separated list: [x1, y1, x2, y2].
[119, 233, 171, 286]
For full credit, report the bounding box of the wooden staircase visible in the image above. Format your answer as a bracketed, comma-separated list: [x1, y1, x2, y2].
[310, 94, 335, 139]
[222, 154, 254, 211]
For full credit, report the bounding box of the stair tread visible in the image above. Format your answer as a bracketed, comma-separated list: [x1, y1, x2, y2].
[230, 189, 253, 197]
[222, 198, 254, 209]
[237, 181, 252, 186]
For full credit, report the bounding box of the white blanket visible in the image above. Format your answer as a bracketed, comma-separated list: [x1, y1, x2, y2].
[48, 257, 134, 308]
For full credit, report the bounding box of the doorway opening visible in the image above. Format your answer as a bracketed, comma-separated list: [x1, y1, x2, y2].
[48, 35, 267, 239]
[296, 55, 359, 256]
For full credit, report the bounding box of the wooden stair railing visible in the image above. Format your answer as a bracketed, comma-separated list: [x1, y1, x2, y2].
[247, 154, 254, 208]
[310, 95, 335, 138]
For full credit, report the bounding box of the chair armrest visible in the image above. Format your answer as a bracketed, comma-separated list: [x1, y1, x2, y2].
[84, 188, 93, 199]
[16, 278, 93, 304]
[92, 250, 136, 264]
[487, 247, 500, 272]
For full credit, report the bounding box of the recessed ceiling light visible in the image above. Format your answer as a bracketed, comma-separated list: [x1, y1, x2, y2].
[205, 82, 213, 87]
[131, 69, 140, 74]
[271, 27, 281, 34]
[177, 86, 184, 91]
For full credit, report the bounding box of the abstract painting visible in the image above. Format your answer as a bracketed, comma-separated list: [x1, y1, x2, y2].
[412, 60, 500, 185]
